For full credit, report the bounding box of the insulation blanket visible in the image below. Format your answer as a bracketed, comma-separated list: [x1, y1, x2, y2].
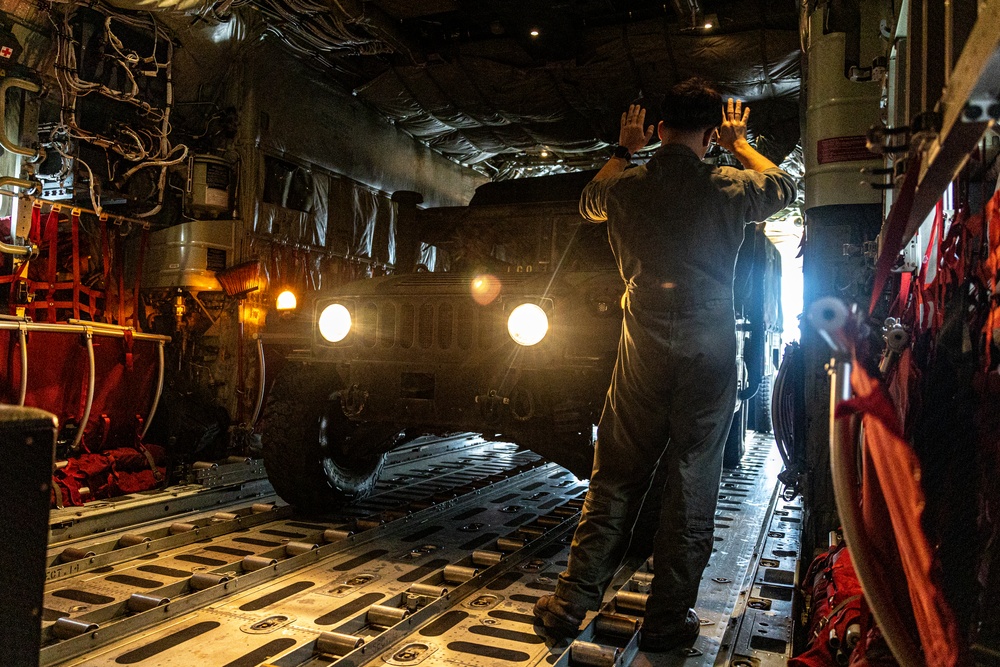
[355, 24, 801, 171]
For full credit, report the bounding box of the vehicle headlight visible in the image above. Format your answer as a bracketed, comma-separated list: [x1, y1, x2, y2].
[318, 303, 352, 342]
[507, 303, 548, 346]
[275, 290, 297, 311]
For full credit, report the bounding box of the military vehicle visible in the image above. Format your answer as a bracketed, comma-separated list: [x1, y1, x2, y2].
[260, 171, 782, 509]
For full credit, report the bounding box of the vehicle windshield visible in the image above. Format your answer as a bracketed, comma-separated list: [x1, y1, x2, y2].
[438, 216, 617, 274]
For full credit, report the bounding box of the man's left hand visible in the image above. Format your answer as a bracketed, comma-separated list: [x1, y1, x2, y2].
[620, 104, 654, 155]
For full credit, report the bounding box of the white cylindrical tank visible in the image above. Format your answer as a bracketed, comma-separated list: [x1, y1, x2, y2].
[804, 6, 883, 210]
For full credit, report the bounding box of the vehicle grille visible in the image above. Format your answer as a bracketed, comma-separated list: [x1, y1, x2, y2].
[391, 274, 536, 289]
[351, 300, 500, 350]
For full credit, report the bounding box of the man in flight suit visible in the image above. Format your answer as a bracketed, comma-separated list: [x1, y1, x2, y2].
[533, 78, 796, 651]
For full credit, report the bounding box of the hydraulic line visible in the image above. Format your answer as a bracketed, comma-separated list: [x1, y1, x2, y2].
[141, 341, 166, 440]
[69, 330, 96, 453]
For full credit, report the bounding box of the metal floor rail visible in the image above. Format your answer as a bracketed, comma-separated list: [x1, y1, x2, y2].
[47, 435, 490, 546]
[35, 433, 798, 667]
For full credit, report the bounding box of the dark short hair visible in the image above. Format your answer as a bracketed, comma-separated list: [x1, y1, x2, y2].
[660, 77, 722, 132]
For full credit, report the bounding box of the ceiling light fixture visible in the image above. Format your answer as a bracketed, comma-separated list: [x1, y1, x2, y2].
[530, 28, 540, 37]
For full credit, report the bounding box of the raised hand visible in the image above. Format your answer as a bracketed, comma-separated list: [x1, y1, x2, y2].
[716, 97, 750, 153]
[619, 104, 655, 155]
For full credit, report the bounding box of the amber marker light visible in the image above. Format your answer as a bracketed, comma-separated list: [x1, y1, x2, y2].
[470, 274, 502, 305]
[318, 303, 352, 342]
[507, 303, 548, 346]
[276, 290, 297, 311]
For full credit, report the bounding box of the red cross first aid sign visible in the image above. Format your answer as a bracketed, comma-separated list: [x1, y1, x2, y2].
[0, 46, 13, 59]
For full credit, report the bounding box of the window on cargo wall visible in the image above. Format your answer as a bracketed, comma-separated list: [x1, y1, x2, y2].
[263, 156, 314, 213]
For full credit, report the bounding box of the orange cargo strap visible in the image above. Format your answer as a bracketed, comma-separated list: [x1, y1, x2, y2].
[836, 359, 965, 667]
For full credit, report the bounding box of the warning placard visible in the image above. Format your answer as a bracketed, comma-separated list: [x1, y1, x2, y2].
[816, 136, 875, 164]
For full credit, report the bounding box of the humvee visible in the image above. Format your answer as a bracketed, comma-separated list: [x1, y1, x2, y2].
[259, 171, 781, 510]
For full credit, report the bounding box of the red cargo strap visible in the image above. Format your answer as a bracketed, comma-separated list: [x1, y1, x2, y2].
[914, 201, 944, 332]
[869, 155, 922, 315]
[123, 329, 134, 371]
[51, 475, 64, 509]
[133, 415, 163, 482]
[71, 209, 81, 320]
[937, 205, 967, 284]
[43, 206, 61, 322]
[22, 207, 102, 322]
[28, 199, 42, 244]
[131, 228, 148, 331]
[94, 414, 111, 452]
[100, 214, 111, 293]
[116, 235, 126, 326]
[920, 201, 942, 284]
[139, 445, 163, 482]
[890, 272, 912, 319]
[1, 203, 45, 292]
[976, 192, 1000, 368]
[0, 249, 30, 300]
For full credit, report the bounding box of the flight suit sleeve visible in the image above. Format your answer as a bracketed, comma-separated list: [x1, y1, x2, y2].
[579, 178, 613, 223]
[737, 167, 797, 223]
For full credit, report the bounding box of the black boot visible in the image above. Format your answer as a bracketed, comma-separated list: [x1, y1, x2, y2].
[533, 594, 587, 636]
[638, 608, 700, 652]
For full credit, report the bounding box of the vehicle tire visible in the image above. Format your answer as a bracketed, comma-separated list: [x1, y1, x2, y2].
[753, 373, 774, 433]
[723, 401, 747, 469]
[261, 364, 402, 512]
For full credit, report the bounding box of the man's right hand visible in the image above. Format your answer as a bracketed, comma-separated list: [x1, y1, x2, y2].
[716, 97, 779, 173]
[619, 104, 655, 156]
[716, 97, 749, 153]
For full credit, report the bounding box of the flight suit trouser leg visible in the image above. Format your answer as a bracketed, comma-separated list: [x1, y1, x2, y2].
[553, 390, 666, 611]
[643, 310, 738, 627]
[554, 311, 673, 611]
[555, 301, 736, 618]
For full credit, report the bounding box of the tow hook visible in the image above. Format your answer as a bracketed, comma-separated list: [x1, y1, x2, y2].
[342, 384, 368, 418]
[475, 390, 508, 423]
